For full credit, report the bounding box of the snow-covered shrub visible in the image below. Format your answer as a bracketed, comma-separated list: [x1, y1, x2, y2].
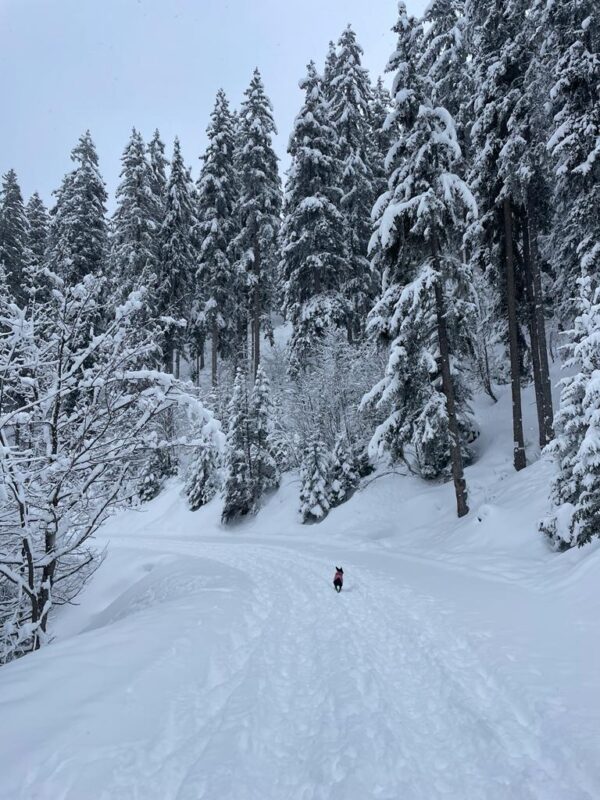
[185, 427, 222, 511]
[329, 434, 360, 507]
[299, 434, 332, 523]
[541, 278, 600, 549]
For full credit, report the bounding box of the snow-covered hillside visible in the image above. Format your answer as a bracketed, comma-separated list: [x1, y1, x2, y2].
[1, 379, 599, 800]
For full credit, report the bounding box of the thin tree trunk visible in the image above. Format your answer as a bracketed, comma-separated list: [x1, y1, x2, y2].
[503, 198, 527, 471]
[431, 231, 469, 518]
[526, 197, 554, 443]
[164, 338, 174, 375]
[200, 338, 205, 371]
[211, 322, 218, 387]
[252, 239, 261, 378]
[175, 349, 181, 380]
[521, 222, 546, 448]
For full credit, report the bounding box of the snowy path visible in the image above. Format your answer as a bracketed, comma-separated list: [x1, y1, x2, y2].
[2, 519, 598, 800]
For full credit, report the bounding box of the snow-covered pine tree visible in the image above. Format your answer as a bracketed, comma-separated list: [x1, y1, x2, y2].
[155, 137, 196, 375]
[24, 193, 48, 274]
[329, 433, 359, 507]
[329, 26, 377, 341]
[148, 129, 168, 201]
[185, 424, 222, 511]
[299, 433, 332, 523]
[235, 69, 282, 375]
[147, 129, 169, 262]
[0, 169, 28, 304]
[322, 40, 338, 104]
[187, 178, 207, 384]
[250, 363, 280, 505]
[47, 131, 108, 285]
[365, 1, 476, 516]
[197, 90, 240, 385]
[417, 0, 467, 123]
[543, 0, 599, 324]
[541, 277, 600, 549]
[280, 62, 348, 372]
[464, 0, 534, 468]
[111, 128, 158, 300]
[500, 1, 555, 446]
[539, 3, 600, 550]
[137, 453, 164, 504]
[222, 369, 254, 522]
[23, 192, 50, 305]
[369, 77, 395, 204]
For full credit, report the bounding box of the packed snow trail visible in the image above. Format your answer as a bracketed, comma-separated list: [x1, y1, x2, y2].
[1, 519, 598, 800]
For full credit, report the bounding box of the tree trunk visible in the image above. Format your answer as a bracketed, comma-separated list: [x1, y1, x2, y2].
[211, 323, 218, 387]
[164, 338, 174, 375]
[526, 197, 554, 443]
[252, 240, 261, 378]
[200, 338, 205, 371]
[431, 232, 469, 518]
[521, 221, 546, 448]
[503, 198, 527, 471]
[175, 349, 181, 380]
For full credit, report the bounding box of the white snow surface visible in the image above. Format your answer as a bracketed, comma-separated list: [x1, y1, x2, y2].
[2, 381, 600, 799]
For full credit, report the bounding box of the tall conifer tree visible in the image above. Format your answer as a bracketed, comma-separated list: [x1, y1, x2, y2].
[155, 138, 196, 375]
[197, 90, 240, 385]
[235, 69, 282, 375]
[112, 128, 158, 298]
[0, 170, 28, 303]
[280, 62, 348, 372]
[329, 26, 377, 340]
[47, 131, 108, 285]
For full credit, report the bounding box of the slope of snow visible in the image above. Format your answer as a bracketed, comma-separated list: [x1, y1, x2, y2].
[1, 378, 600, 799]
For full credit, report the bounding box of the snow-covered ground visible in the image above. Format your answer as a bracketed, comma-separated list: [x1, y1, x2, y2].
[1, 379, 600, 799]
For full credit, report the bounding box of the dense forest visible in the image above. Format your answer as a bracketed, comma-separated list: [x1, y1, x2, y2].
[0, 0, 598, 663]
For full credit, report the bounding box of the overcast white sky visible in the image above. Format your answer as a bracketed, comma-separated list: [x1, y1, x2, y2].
[0, 0, 427, 206]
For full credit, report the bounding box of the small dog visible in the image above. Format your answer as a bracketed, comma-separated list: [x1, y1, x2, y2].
[333, 566, 344, 593]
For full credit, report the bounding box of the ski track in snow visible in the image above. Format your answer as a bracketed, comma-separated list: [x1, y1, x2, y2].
[10, 532, 596, 800]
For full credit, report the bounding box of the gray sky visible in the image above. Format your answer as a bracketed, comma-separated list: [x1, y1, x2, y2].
[0, 0, 426, 207]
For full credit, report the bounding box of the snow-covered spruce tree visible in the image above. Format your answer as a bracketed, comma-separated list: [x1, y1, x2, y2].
[47, 131, 108, 285]
[539, 4, 600, 550]
[541, 277, 600, 550]
[185, 422, 222, 511]
[543, 0, 599, 324]
[111, 128, 159, 300]
[329, 26, 377, 341]
[465, 0, 555, 460]
[365, 2, 476, 516]
[417, 0, 468, 125]
[197, 90, 240, 385]
[147, 129, 169, 258]
[329, 433, 360, 507]
[250, 363, 280, 505]
[280, 62, 348, 372]
[187, 179, 207, 384]
[235, 69, 282, 375]
[155, 137, 196, 376]
[369, 77, 395, 204]
[299, 433, 332, 523]
[0, 274, 219, 661]
[498, 2, 555, 446]
[321, 40, 340, 111]
[0, 169, 28, 304]
[24, 193, 48, 275]
[222, 369, 254, 523]
[137, 454, 163, 503]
